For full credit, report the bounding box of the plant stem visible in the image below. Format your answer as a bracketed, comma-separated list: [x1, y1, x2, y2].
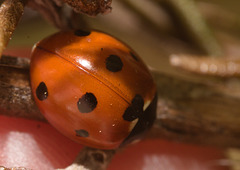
[0, 0, 27, 58]
[0, 55, 44, 121]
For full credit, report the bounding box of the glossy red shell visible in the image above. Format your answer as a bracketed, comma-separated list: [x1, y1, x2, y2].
[30, 30, 157, 149]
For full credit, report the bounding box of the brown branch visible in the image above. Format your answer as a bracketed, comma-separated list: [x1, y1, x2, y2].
[0, 55, 44, 121]
[0, 0, 27, 58]
[149, 70, 240, 148]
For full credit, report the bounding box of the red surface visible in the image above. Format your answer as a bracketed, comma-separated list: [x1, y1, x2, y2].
[0, 48, 228, 170]
[0, 115, 228, 170]
[0, 115, 82, 169]
[109, 140, 228, 170]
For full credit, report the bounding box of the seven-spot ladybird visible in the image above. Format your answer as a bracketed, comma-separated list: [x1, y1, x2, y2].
[30, 30, 157, 149]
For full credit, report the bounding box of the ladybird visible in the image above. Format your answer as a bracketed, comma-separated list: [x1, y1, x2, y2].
[30, 30, 157, 149]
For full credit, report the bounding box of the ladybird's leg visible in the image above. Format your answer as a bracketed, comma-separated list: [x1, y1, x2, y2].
[0, 0, 27, 58]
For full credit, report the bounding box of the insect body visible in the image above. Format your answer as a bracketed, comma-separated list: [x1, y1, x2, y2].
[30, 30, 157, 149]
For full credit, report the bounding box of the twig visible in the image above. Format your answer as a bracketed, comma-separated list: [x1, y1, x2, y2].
[0, 55, 44, 121]
[170, 54, 240, 77]
[150, 70, 240, 147]
[0, 0, 27, 58]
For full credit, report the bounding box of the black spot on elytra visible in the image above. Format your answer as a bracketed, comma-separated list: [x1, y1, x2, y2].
[130, 52, 139, 61]
[77, 92, 97, 113]
[74, 30, 91, 36]
[122, 94, 144, 121]
[105, 55, 123, 72]
[75, 129, 89, 137]
[92, 153, 104, 163]
[120, 93, 157, 147]
[36, 82, 48, 101]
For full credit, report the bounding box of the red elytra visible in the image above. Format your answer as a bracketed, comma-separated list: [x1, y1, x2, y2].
[30, 30, 157, 149]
